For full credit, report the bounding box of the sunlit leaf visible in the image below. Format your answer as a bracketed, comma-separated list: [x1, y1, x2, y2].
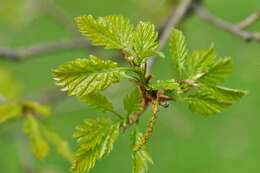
[169, 29, 188, 78]
[72, 118, 120, 173]
[76, 15, 133, 50]
[133, 22, 161, 64]
[53, 55, 127, 97]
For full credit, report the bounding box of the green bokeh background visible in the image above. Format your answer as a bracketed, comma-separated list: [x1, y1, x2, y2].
[0, 0, 260, 172]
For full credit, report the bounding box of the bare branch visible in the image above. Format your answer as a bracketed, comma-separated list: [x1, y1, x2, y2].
[238, 11, 260, 29]
[147, 0, 195, 74]
[193, 4, 260, 42]
[0, 38, 92, 61]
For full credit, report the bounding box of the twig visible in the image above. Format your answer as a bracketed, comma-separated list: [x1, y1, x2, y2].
[0, 38, 92, 61]
[193, 3, 260, 42]
[147, 0, 195, 74]
[238, 11, 260, 29]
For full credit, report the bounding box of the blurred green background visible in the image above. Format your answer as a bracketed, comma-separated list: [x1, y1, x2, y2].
[0, 0, 260, 172]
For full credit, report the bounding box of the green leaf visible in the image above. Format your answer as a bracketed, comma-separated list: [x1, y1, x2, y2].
[199, 57, 232, 85]
[76, 15, 133, 50]
[53, 55, 127, 97]
[72, 118, 120, 173]
[133, 22, 161, 64]
[169, 29, 188, 78]
[150, 79, 180, 91]
[131, 129, 153, 173]
[123, 88, 142, 116]
[22, 101, 51, 117]
[186, 47, 232, 85]
[80, 92, 114, 112]
[0, 102, 21, 123]
[23, 115, 49, 160]
[186, 47, 216, 80]
[184, 85, 247, 116]
[41, 125, 73, 161]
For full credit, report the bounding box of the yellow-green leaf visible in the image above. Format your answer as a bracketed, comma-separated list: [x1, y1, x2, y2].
[76, 15, 133, 50]
[0, 102, 21, 123]
[72, 118, 120, 173]
[23, 115, 49, 160]
[53, 55, 127, 97]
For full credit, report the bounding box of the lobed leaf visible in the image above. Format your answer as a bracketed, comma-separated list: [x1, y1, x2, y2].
[72, 118, 120, 173]
[53, 55, 127, 97]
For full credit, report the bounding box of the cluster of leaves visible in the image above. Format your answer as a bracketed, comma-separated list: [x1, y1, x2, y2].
[53, 15, 246, 173]
[0, 68, 72, 161]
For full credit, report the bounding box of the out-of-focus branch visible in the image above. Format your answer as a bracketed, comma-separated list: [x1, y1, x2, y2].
[147, 0, 195, 73]
[193, 3, 260, 42]
[0, 38, 92, 61]
[238, 11, 260, 29]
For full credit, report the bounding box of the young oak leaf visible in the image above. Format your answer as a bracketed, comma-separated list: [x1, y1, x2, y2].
[72, 118, 120, 173]
[53, 55, 128, 97]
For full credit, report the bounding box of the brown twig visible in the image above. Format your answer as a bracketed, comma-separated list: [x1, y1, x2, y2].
[0, 38, 91, 61]
[193, 3, 260, 42]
